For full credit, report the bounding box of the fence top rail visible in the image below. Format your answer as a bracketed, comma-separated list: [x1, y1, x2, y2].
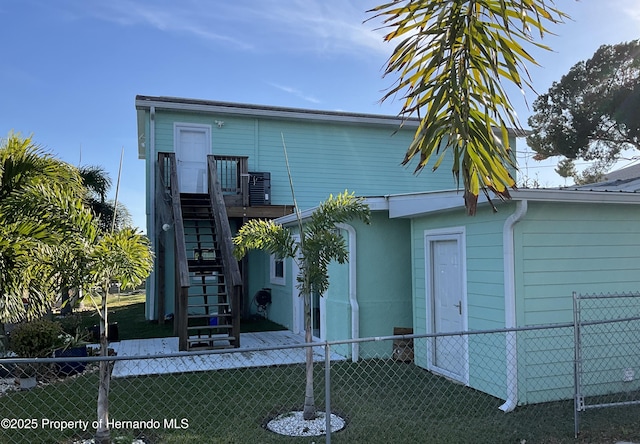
[0, 322, 583, 364]
[574, 291, 640, 300]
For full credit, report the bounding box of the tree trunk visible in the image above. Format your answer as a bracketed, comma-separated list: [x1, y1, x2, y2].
[95, 287, 111, 444]
[60, 286, 72, 316]
[302, 289, 316, 420]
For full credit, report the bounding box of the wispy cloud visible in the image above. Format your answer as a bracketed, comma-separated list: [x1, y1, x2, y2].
[248, 0, 390, 57]
[267, 82, 321, 104]
[66, 0, 389, 58]
[76, 0, 254, 50]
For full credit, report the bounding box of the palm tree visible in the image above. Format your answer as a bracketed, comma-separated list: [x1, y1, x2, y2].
[233, 190, 370, 420]
[79, 165, 132, 232]
[368, 1, 568, 214]
[89, 227, 153, 444]
[0, 133, 92, 322]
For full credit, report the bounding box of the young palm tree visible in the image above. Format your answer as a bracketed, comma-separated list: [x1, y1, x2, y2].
[233, 190, 370, 420]
[89, 227, 153, 444]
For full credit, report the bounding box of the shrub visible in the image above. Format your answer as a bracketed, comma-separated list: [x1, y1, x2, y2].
[9, 319, 65, 358]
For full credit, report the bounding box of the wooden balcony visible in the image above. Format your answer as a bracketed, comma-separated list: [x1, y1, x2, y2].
[213, 155, 294, 219]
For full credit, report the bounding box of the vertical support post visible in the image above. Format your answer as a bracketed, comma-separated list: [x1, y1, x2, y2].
[325, 342, 331, 444]
[240, 157, 249, 207]
[232, 285, 241, 347]
[573, 291, 582, 438]
[178, 286, 188, 351]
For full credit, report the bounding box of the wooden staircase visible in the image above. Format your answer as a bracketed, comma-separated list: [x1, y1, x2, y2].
[181, 193, 237, 350]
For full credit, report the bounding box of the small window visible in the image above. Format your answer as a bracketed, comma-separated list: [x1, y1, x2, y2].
[270, 254, 285, 285]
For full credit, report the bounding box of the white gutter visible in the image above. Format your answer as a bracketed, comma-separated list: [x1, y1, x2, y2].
[500, 200, 528, 412]
[337, 223, 359, 362]
[148, 106, 156, 320]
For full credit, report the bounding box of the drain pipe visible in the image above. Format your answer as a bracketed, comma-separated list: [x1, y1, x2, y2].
[148, 106, 156, 321]
[500, 200, 528, 412]
[337, 223, 359, 362]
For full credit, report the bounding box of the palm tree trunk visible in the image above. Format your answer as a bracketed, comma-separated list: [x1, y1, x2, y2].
[95, 285, 111, 444]
[302, 289, 316, 420]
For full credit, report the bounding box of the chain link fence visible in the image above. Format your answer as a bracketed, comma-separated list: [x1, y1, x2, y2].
[1, 321, 639, 443]
[573, 291, 640, 437]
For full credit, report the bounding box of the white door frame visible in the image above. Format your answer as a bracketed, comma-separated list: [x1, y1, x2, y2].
[174, 123, 211, 193]
[424, 227, 469, 385]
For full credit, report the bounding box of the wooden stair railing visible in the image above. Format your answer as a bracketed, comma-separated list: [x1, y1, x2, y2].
[208, 155, 242, 348]
[157, 153, 191, 351]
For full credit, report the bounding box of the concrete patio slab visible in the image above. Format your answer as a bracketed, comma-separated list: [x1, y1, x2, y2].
[112, 330, 345, 378]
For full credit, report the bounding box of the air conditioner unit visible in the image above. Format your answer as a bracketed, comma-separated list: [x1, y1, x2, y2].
[248, 172, 271, 206]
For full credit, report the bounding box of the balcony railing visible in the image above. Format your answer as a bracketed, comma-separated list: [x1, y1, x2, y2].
[214, 155, 248, 207]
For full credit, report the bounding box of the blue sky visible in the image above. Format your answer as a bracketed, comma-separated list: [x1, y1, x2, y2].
[1, 0, 639, 230]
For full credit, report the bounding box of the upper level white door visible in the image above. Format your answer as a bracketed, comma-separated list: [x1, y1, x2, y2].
[175, 124, 211, 193]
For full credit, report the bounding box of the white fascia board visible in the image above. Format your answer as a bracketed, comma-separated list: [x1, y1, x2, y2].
[388, 189, 470, 218]
[275, 197, 389, 226]
[388, 188, 640, 218]
[511, 188, 640, 204]
[137, 109, 147, 159]
[135, 97, 416, 129]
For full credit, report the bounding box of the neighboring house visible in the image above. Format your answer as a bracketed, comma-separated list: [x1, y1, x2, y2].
[135, 95, 504, 352]
[379, 185, 640, 408]
[603, 163, 640, 183]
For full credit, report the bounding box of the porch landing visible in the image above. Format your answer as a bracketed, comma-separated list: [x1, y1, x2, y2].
[111, 330, 345, 378]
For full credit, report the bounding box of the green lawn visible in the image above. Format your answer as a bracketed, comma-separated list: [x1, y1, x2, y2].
[4, 297, 639, 443]
[65, 292, 286, 342]
[1, 358, 640, 443]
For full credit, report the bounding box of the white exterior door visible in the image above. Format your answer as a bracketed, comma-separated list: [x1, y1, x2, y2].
[425, 230, 468, 384]
[175, 124, 210, 193]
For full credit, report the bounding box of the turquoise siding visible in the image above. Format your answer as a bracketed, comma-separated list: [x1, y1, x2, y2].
[143, 106, 427, 343]
[515, 202, 640, 404]
[410, 204, 511, 400]
[353, 213, 412, 358]
[410, 200, 640, 405]
[148, 111, 458, 210]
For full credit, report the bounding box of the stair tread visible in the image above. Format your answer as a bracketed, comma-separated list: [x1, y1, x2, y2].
[187, 325, 233, 330]
[187, 314, 233, 319]
[187, 302, 229, 308]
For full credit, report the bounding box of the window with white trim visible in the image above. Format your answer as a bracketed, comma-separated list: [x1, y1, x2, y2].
[270, 254, 285, 285]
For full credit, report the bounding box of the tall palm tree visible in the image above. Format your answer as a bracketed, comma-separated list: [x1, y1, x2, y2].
[368, 1, 567, 214]
[233, 190, 370, 420]
[79, 165, 132, 232]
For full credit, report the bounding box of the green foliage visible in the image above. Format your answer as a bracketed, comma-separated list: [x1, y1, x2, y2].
[233, 190, 370, 297]
[89, 228, 154, 292]
[0, 133, 95, 322]
[79, 165, 133, 232]
[554, 158, 611, 186]
[528, 40, 640, 164]
[369, 1, 566, 214]
[232, 219, 296, 261]
[9, 319, 66, 357]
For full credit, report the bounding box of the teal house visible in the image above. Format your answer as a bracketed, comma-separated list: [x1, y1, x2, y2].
[134, 95, 472, 353]
[384, 185, 640, 409]
[136, 94, 639, 408]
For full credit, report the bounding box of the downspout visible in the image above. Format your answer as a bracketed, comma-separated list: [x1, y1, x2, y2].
[148, 106, 156, 320]
[500, 200, 528, 412]
[337, 223, 359, 362]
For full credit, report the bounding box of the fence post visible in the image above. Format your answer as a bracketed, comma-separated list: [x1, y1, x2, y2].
[573, 291, 581, 438]
[325, 342, 331, 444]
